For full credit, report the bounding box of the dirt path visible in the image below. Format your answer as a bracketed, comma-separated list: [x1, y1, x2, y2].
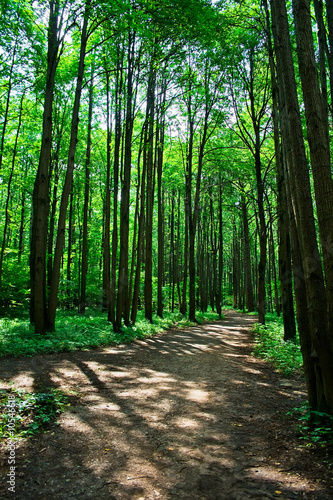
[0, 310, 332, 499]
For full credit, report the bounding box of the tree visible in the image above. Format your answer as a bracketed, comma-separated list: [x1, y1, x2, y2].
[270, 0, 333, 415]
[47, 0, 91, 331]
[30, 0, 64, 333]
[115, 30, 136, 331]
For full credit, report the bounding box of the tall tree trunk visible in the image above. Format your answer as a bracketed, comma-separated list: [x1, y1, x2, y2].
[103, 66, 111, 317]
[325, 0, 333, 117]
[47, 1, 90, 331]
[18, 184, 26, 263]
[30, 0, 61, 332]
[216, 178, 223, 317]
[79, 71, 94, 314]
[47, 104, 67, 292]
[210, 197, 217, 312]
[66, 187, 74, 308]
[313, 0, 329, 128]
[271, 0, 333, 414]
[144, 65, 156, 323]
[263, 0, 296, 339]
[109, 53, 123, 323]
[170, 194, 175, 312]
[248, 49, 267, 324]
[269, 222, 280, 317]
[285, 156, 318, 409]
[188, 101, 209, 321]
[131, 123, 147, 324]
[115, 32, 135, 331]
[241, 193, 255, 312]
[157, 83, 167, 318]
[232, 216, 240, 309]
[292, 0, 333, 349]
[129, 128, 144, 311]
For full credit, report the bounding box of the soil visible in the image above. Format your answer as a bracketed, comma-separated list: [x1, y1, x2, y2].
[0, 310, 332, 500]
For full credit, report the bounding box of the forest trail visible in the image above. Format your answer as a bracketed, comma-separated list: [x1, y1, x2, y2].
[0, 310, 332, 499]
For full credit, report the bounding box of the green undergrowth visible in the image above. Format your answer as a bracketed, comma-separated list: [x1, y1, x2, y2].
[286, 402, 333, 452]
[0, 387, 68, 440]
[0, 308, 221, 358]
[252, 313, 303, 376]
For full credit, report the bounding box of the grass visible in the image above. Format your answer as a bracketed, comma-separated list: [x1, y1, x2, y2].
[0, 308, 221, 358]
[252, 312, 303, 376]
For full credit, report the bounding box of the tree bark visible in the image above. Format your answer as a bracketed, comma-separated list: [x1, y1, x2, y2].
[47, 1, 90, 331]
[115, 31, 135, 330]
[109, 52, 123, 323]
[271, 0, 333, 414]
[79, 71, 94, 314]
[263, 0, 296, 339]
[144, 64, 156, 323]
[241, 193, 255, 312]
[292, 0, 333, 349]
[157, 82, 167, 318]
[30, 0, 61, 332]
[131, 124, 147, 324]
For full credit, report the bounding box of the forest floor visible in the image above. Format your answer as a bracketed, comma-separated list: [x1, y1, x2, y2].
[0, 310, 333, 500]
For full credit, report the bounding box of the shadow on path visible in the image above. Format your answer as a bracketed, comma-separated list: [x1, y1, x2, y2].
[0, 310, 332, 499]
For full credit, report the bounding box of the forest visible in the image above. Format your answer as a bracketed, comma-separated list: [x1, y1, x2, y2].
[0, 0, 333, 420]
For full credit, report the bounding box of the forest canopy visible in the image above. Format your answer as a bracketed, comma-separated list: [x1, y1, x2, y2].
[1, 0, 333, 415]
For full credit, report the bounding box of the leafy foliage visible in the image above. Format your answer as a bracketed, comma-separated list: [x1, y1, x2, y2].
[0, 308, 221, 357]
[287, 402, 333, 449]
[0, 387, 68, 439]
[252, 314, 303, 376]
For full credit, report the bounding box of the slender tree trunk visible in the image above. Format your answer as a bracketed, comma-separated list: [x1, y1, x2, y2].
[170, 194, 175, 312]
[313, 0, 329, 127]
[269, 223, 280, 316]
[18, 187, 26, 263]
[157, 83, 167, 318]
[129, 128, 144, 311]
[248, 50, 267, 325]
[144, 65, 156, 323]
[216, 178, 223, 317]
[66, 187, 74, 308]
[110, 53, 123, 323]
[103, 67, 111, 317]
[131, 124, 147, 324]
[180, 195, 188, 315]
[210, 198, 217, 312]
[0, 93, 24, 288]
[79, 72, 94, 314]
[263, 0, 296, 339]
[241, 193, 254, 312]
[325, 0, 333, 118]
[115, 32, 135, 330]
[233, 216, 240, 309]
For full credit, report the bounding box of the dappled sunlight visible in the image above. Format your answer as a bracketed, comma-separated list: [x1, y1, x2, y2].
[0, 311, 330, 499]
[172, 417, 199, 429]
